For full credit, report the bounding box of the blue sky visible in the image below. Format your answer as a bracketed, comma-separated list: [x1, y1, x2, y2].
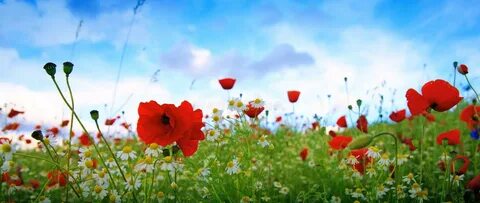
[1, 0, 479, 129]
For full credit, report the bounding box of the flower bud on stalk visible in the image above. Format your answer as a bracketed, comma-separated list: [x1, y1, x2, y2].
[63, 61, 74, 76]
[43, 62, 57, 77]
[31, 130, 44, 141]
[348, 135, 374, 150]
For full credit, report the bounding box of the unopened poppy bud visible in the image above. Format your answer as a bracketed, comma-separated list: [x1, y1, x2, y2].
[265, 110, 269, 117]
[348, 105, 353, 110]
[457, 64, 468, 75]
[348, 135, 374, 150]
[43, 62, 56, 77]
[356, 99, 362, 107]
[90, 110, 99, 120]
[473, 99, 477, 105]
[63, 61, 74, 76]
[31, 130, 44, 141]
[344, 77, 348, 82]
[453, 61, 458, 68]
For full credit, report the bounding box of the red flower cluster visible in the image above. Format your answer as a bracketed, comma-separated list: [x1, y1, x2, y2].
[406, 79, 462, 116]
[137, 100, 205, 157]
[47, 170, 67, 187]
[349, 148, 372, 174]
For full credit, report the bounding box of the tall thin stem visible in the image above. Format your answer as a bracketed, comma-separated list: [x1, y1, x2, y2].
[66, 76, 75, 202]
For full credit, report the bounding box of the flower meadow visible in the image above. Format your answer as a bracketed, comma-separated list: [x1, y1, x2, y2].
[1, 62, 480, 203]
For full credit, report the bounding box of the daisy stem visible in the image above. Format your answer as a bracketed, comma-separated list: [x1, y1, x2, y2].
[93, 119, 128, 182]
[93, 119, 140, 203]
[373, 132, 398, 203]
[465, 75, 480, 102]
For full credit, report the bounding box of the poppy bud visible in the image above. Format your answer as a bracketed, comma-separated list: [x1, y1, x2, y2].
[453, 61, 458, 68]
[90, 110, 99, 121]
[348, 105, 353, 110]
[43, 62, 56, 77]
[265, 110, 269, 117]
[348, 135, 374, 150]
[31, 130, 44, 141]
[63, 61, 74, 76]
[457, 64, 468, 75]
[344, 77, 348, 82]
[356, 99, 362, 107]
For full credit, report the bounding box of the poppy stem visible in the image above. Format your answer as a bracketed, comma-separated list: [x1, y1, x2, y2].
[49, 77, 130, 199]
[464, 75, 480, 103]
[65, 76, 75, 203]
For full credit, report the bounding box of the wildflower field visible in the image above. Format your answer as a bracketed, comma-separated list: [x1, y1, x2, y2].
[1, 61, 480, 203]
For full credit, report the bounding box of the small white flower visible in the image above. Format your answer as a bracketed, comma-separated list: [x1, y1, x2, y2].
[93, 184, 108, 200]
[330, 196, 341, 203]
[350, 188, 365, 199]
[226, 158, 241, 175]
[366, 146, 381, 159]
[117, 146, 137, 161]
[451, 174, 464, 187]
[109, 190, 121, 203]
[279, 187, 289, 195]
[250, 98, 265, 108]
[145, 143, 162, 157]
[402, 173, 415, 184]
[257, 135, 270, 148]
[396, 154, 409, 165]
[346, 155, 359, 165]
[125, 177, 142, 191]
[376, 184, 389, 199]
[207, 129, 220, 142]
[378, 153, 391, 167]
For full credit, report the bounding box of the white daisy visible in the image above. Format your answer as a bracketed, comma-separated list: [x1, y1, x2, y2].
[145, 143, 162, 157]
[366, 146, 381, 159]
[206, 129, 220, 142]
[257, 135, 270, 148]
[250, 98, 265, 108]
[117, 146, 137, 161]
[93, 184, 108, 200]
[226, 158, 241, 175]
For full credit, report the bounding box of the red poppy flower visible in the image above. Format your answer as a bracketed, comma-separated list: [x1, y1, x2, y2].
[389, 109, 406, 123]
[35, 125, 42, 130]
[406, 79, 462, 116]
[121, 122, 131, 130]
[47, 170, 67, 187]
[47, 127, 59, 136]
[29, 179, 40, 190]
[328, 130, 337, 137]
[299, 148, 308, 161]
[243, 103, 265, 118]
[275, 116, 282, 123]
[0, 137, 11, 144]
[287, 90, 301, 103]
[336, 115, 347, 128]
[25, 139, 32, 144]
[137, 100, 205, 157]
[60, 120, 69, 127]
[349, 148, 372, 174]
[328, 135, 353, 150]
[7, 109, 24, 118]
[78, 132, 92, 146]
[467, 174, 480, 192]
[458, 64, 469, 75]
[436, 129, 461, 146]
[401, 137, 416, 151]
[2, 122, 20, 132]
[356, 115, 368, 133]
[218, 78, 236, 90]
[105, 118, 117, 126]
[460, 105, 480, 130]
[311, 121, 319, 130]
[452, 155, 470, 175]
[19, 134, 24, 141]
